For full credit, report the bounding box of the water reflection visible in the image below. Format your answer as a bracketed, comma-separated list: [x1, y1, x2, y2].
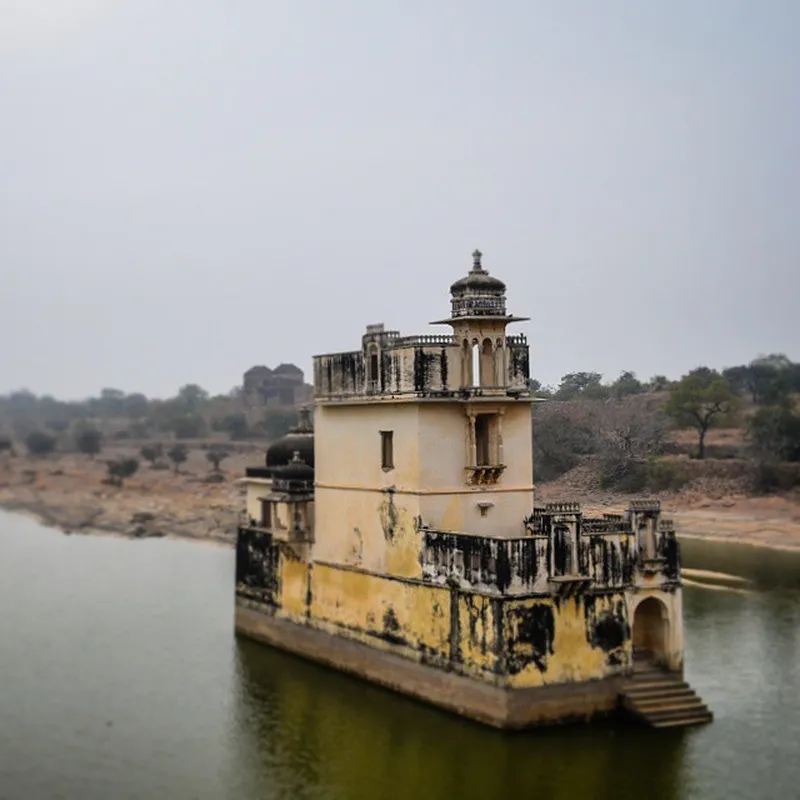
[232, 637, 689, 800]
[1, 513, 799, 800]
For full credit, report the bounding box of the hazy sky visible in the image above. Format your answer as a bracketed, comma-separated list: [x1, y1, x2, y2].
[1, 1, 798, 399]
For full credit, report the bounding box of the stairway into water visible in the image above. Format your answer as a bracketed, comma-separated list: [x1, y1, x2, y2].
[620, 660, 713, 729]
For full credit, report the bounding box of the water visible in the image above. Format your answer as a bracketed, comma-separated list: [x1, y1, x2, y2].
[1, 511, 799, 800]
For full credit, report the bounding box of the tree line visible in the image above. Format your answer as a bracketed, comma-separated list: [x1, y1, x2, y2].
[531, 353, 800, 494]
[0, 383, 299, 451]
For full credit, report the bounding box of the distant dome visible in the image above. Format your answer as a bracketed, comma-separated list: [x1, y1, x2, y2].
[449, 250, 507, 317]
[265, 406, 314, 471]
[271, 451, 315, 493]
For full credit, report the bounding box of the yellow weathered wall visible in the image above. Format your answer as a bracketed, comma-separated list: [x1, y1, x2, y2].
[504, 595, 631, 689]
[456, 593, 500, 677]
[279, 553, 310, 619]
[306, 563, 451, 663]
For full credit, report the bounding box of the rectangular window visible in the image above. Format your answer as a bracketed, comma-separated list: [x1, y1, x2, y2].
[380, 430, 394, 470]
[260, 499, 272, 528]
[475, 414, 492, 466]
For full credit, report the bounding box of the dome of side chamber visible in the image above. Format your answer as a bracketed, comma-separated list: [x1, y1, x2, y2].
[265, 405, 314, 471]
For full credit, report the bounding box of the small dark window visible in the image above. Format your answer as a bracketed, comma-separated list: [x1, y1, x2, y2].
[260, 499, 272, 528]
[381, 430, 394, 470]
[369, 353, 379, 381]
[475, 414, 491, 466]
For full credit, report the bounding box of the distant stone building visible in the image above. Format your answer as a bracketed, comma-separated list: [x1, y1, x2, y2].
[243, 363, 313, 408]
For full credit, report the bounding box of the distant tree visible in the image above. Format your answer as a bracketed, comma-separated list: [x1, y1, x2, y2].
[167, 443, 189, 473]
[97, 388, 126, 417]
[748, 405, 800, 463]
[44, 419, 70, 433]
[75, 425, 103, 458]
[206, 446, 230, 472]
[170, 413, 207, 440]
[648, 375, 671, 392]
[664, 371, 739, 459]
[25, 431, 57, 457]
[123, 393, 150, 420]
[611, 371, 644, 399]
[140, 443, 164, 467]
[555, 372, 609, 401]
[105, 458, 139, 487]
[177, 384, 210, 410]
[0, 438, 14, 457]
[260, 410, 299, 440]
[723, 364, 785, 405]
[532, 401, 599, 482]
[213, 412, 250, 440]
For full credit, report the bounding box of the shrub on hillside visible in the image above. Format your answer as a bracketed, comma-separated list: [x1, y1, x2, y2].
[532, 402, 598, 482]
[140, 443, 164, 467]
[25, 431, 57, 457]
[104, 458, 139, 487]
[747, 461, 800, 494]
[75, 425, 103, 457]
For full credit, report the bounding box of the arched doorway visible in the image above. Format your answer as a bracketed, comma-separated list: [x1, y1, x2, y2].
[632, 597, 669, 666]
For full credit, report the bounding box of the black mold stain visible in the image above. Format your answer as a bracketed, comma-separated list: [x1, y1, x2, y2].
[506, 603, 555, 674]
[584, 596, 630, 666]
[552, 525, 573, 575]
[660, 533, 680, 580]
[378, 490, 398, 541]
[422, 531, 540, 592]
[235, 527, 280, 606]
[382, 606, 405, 645]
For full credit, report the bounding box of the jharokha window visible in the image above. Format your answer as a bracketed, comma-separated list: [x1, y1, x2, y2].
[466, 412, 504, 485]
[380, 430, 394, 471]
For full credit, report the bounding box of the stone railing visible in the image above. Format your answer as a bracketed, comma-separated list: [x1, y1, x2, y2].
[392, 334, 457, 347]
[421, 529, 546, 594]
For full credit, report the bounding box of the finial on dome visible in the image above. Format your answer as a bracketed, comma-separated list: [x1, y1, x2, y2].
[472, 249, 483, 271]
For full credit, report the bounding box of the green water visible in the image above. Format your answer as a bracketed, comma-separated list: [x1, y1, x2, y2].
[1, 511, 799, 800]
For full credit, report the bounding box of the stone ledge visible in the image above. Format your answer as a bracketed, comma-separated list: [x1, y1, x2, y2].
[235, 605, 624, 730]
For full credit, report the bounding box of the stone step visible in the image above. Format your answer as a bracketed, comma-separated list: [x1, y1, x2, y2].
[625, 685, 694, 701]
[620, 677, 713, 729]
[625, 680, 690, 694]
[651, 712, 714, 729]
[630, 698, 708, 716]
[643, 703, 710, 721]
[626, 690, 700, 707]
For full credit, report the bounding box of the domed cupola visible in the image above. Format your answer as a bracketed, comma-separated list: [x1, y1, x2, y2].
[271, 451, 315, 494]
[449, 250, 507, 318]
[265, 405, 314, 472]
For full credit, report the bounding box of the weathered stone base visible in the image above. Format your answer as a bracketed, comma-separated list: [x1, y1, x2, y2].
[235, 604, 625, 730]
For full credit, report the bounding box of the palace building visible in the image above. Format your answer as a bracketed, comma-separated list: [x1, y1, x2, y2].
[234, 251, 711, 729]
